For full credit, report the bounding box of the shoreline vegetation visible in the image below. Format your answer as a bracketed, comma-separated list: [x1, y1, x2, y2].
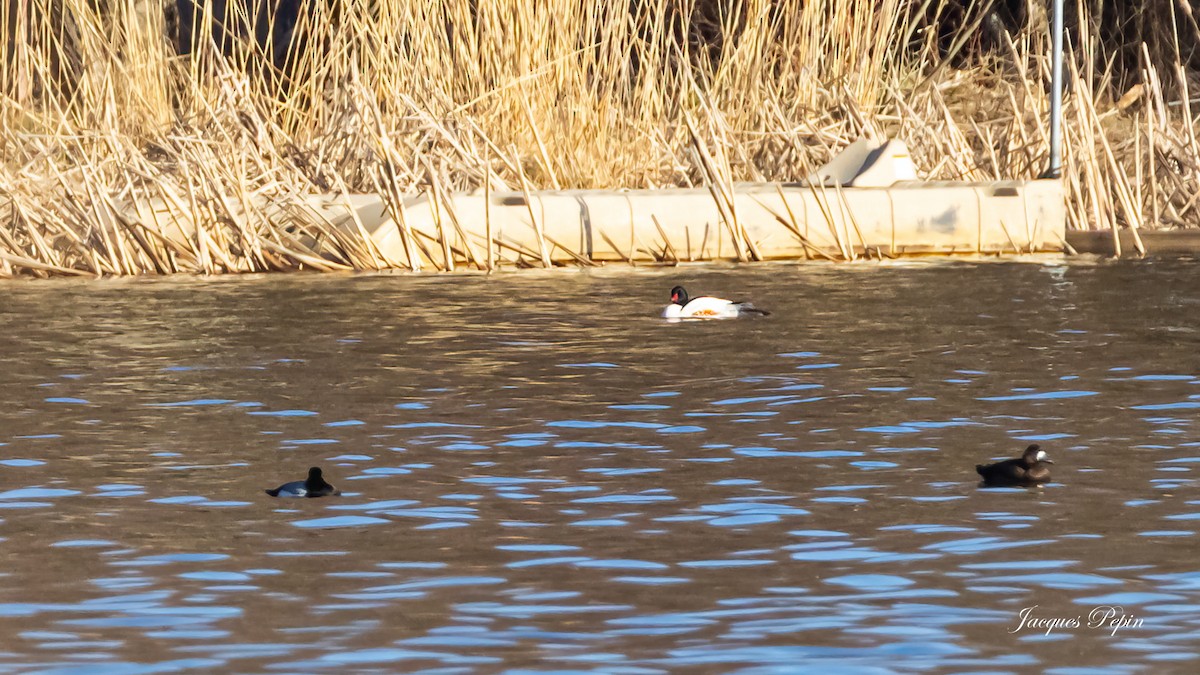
[1, 0, 1197, 277]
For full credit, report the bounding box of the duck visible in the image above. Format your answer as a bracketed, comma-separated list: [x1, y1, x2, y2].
[662, 285, 770, 319]
[265, 466, 340, 498]
[976, 444, 1054, 487]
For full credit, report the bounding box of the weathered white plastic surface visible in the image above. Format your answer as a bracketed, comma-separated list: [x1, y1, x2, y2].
[805, 138, 919, 187]
[295, 178, 1065, 266]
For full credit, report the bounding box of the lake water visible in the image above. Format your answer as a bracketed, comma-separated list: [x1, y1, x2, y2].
[1, 260, 1199, 673]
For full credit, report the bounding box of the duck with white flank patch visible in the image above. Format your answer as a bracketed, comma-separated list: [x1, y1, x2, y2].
[976, 444, 1054, 487]
[662, 285, 770, 320]
[266, 466, 340, 498]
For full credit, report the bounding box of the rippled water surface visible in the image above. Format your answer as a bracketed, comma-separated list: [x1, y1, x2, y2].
[3, 260, 1200, 673]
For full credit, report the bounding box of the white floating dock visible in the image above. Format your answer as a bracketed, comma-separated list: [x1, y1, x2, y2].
[293, 179, 1065, 269]
[133, 138, 1067, 271]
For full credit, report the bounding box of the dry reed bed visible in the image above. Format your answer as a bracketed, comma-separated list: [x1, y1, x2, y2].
[0, 0, 1196, 277]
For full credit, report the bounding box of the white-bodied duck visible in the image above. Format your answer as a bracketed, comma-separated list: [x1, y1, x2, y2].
[662, 285, 770, 319]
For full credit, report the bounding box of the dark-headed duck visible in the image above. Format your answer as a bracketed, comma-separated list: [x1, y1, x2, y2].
[663, 285, 770, 319]
[266, 466, 339, 498]
[976, 444, 1054, 487]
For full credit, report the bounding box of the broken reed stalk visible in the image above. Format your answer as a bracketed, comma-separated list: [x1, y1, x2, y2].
[771, 184, 837, 261]
[652, 215, 679, 263]
[598, 229, 632, 264]
[375, 167, 423, 272]
[1147, 91, 1161, 231]
[438, 190, 483, 269]
[808, 181, 850, 261]
[484, 154, 494, 272]
[543, 232, 597, 266]
[511, 146, 552, 268]
[367, 99, 423, 271]
[486, 232, 542, 262]
[996, 219, 1022, 254]
[832, 181, 871, 259]
[520, 92, 561, 191]
[683, 113, 748, 262]
[625, 196, 637, 263]
[332, 179, 393, 270]
[423, 159, 454, 272]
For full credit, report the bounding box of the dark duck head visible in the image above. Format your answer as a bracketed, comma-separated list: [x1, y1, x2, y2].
[976, 444, 1054, 487]
[670, 286, 689, 306]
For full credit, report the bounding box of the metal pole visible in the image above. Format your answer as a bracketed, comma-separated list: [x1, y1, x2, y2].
[1045, 0, 1065, 179]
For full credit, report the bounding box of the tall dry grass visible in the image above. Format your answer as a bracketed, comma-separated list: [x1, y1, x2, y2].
[0, 0, 1196, 276]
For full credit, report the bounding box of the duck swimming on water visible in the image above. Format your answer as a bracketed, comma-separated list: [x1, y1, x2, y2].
[266, 466, 340, 498]
[976, 444, 1054, 487]
[662, 285, 770, 319]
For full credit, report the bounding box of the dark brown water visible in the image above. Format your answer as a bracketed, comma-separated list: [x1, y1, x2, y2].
[1, 260, 1199, 673]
